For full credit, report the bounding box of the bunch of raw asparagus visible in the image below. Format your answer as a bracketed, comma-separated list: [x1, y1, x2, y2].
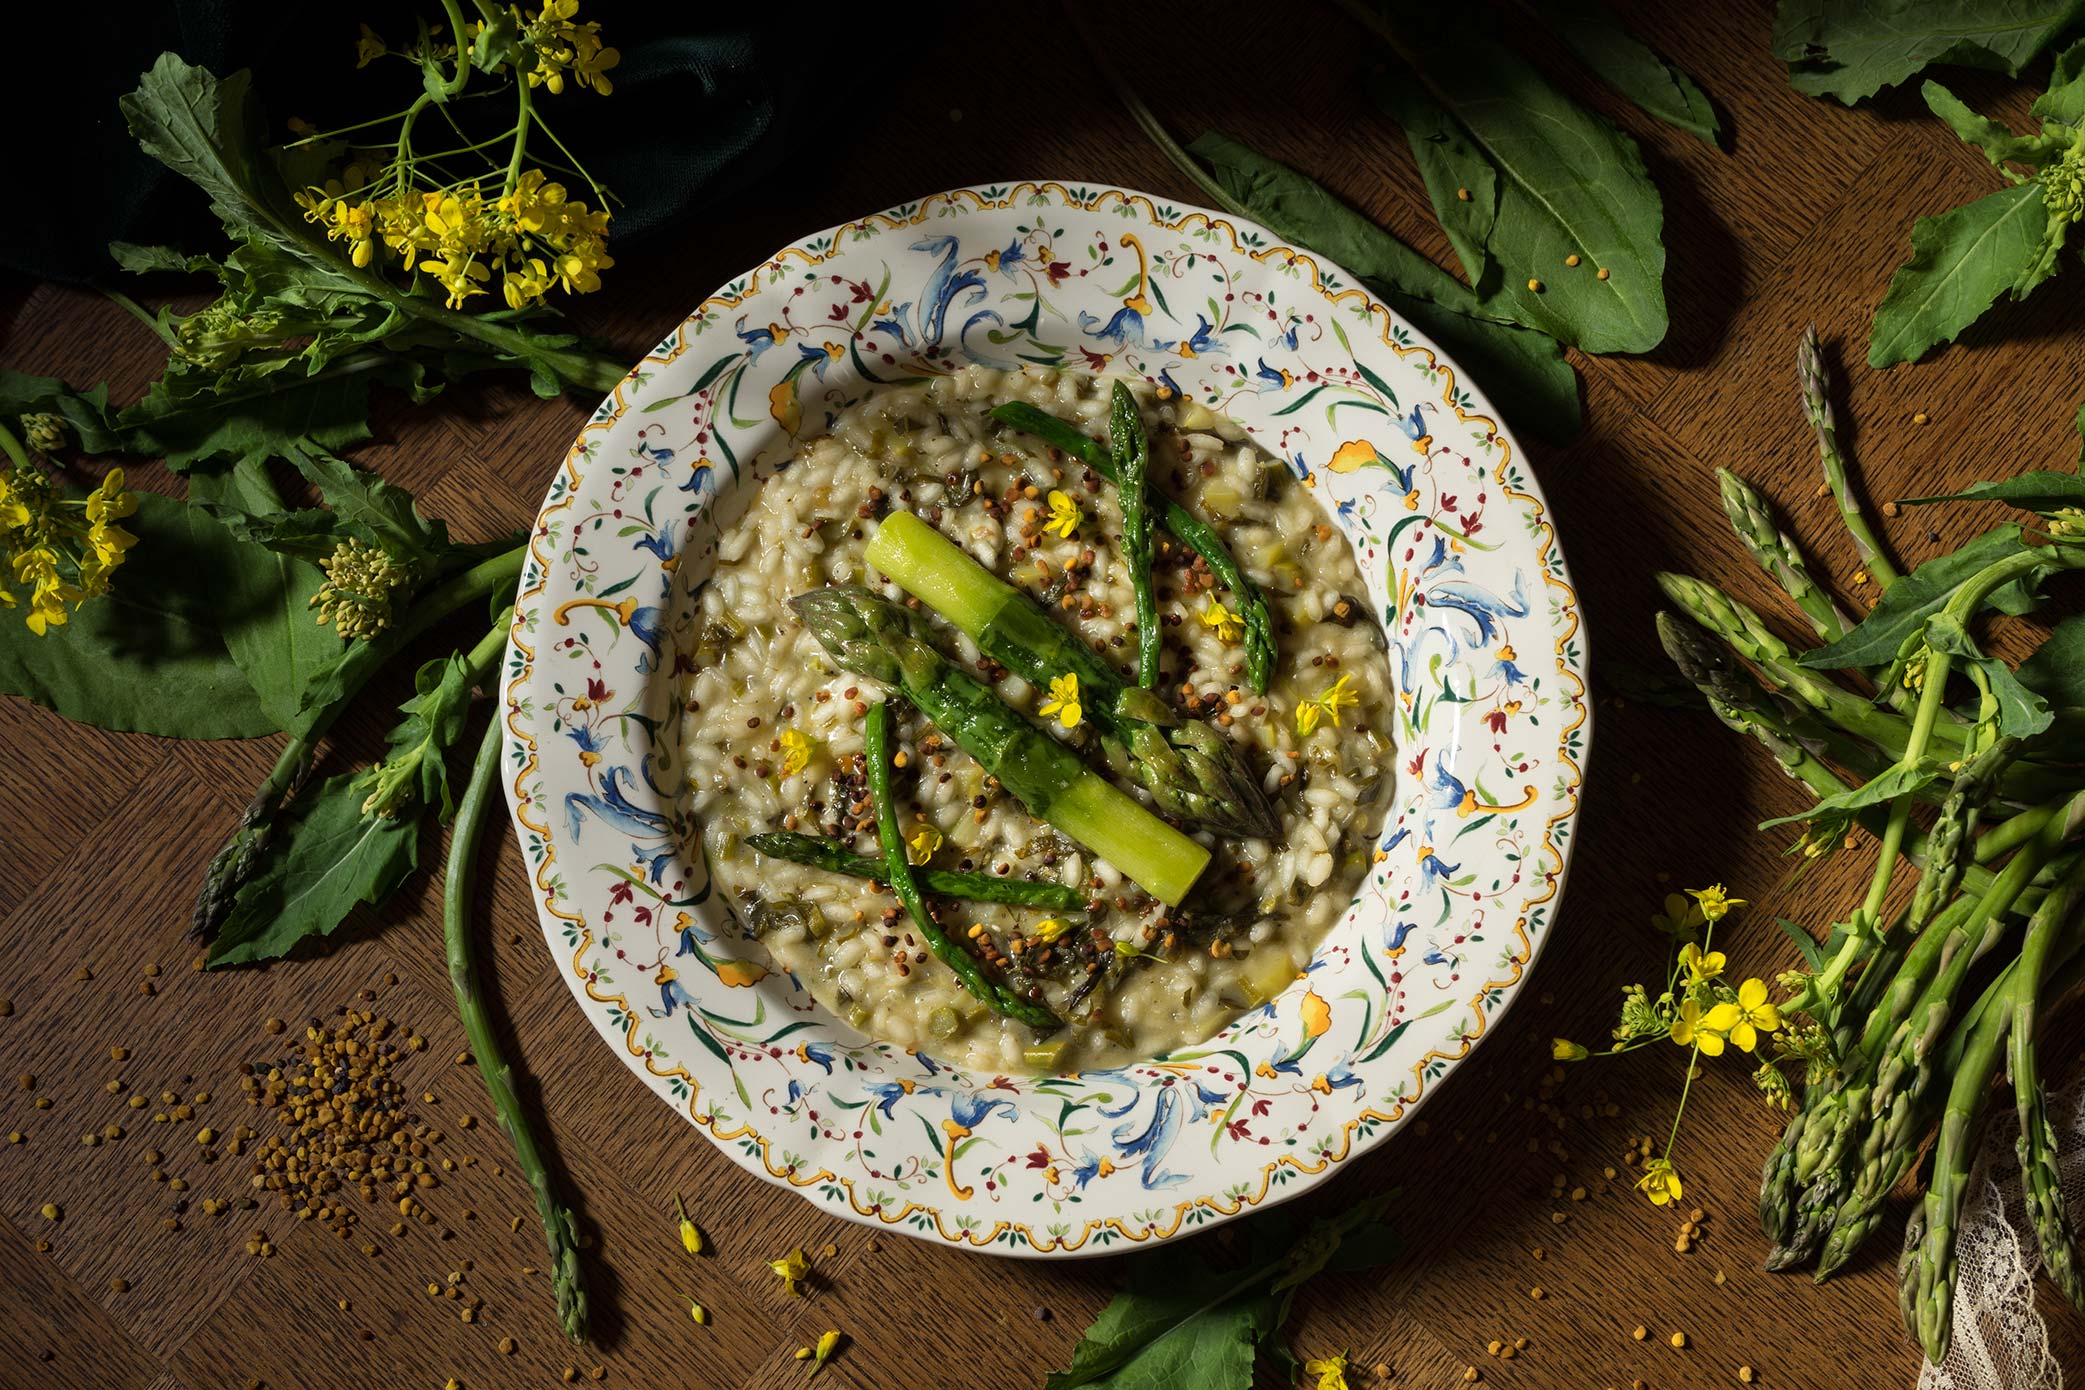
[1654, 327, 2085, 1360]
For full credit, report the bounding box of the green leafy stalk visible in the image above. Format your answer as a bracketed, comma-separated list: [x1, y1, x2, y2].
[445, 715, 589, 1341]
[191, 544, 525, 935]
[865, 510, 1276, 839]
[745, 833, 1085, 911]
[792, 586, 1211, 905]
[1109, 383, 1162, 689]
[862, 701, 1061, 1032]
[988, 401, 1278, 693]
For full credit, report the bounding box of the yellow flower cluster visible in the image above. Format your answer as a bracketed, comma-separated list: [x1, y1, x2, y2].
[297, 166, 613, 311]
[0, 460, 135, 635]
[520, 0, 621, 95]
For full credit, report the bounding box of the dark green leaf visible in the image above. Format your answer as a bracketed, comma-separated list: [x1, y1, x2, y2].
[1773, 0, 2085, 104]
[1381, 82, 1497, 285]
[1802, 525, 2047, 668]
[1925, 611, 2052, 736]
[1923, 81, 2072, 167]
[0, 492, 274, 738]
[1900, 469, 2085, 513]
[108, 241, 218, 276]
[2034, 37, 2085, 121]
[1777, 918, 1830, 973]
[1323, 1221, 1405, 1273]
[186, 460, 349, 737]
[1531, 0, 1721, 143]
[1369, 8, 1669, 353]
[112, 351, 437, 471]
[282, 446, 447, 561]
[208, 772, 421, 966]
[1759, 757, 1948, 827]
[2019, 611, 2085, 705]
[192, 499, 348, 563]
[1869, 185, 2047, 367]
[1187, 132, 1581, 443]
[1047, 1259, 1264, 1390]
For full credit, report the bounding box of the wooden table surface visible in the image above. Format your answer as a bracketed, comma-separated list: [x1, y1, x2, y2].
[8, 5, 2085, 1388]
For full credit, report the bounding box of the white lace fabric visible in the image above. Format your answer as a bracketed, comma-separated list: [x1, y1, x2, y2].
[1918, 1076, 2085, 1390]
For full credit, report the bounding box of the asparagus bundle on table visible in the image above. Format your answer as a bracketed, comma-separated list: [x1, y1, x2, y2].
[988, 394, 1278, 694]
[865, 510, 1277, 840]
[790, 585, 1212, 907]
[1653, 326, 2085, 1362]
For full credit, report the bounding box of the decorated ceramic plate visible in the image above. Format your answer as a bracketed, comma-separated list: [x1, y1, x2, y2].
[500, 182, 1589, 1256]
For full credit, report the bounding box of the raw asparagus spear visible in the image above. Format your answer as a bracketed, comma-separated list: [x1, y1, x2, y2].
[793, 586, 1211, 905]
[988, 399, 1276, 693]
[1904, 865, 2085, 1359]
[447, 716, 588, 1340]
[1813, 799, 2085, 1275]
[1109, 382, 1163, 688]
[1799, 325, 1899, 589]
[862, 701, 1062, 1032]
[746, 832, 1085, 911]
[865, 510, 1277, 839]
[1718, 468, 1852, 645]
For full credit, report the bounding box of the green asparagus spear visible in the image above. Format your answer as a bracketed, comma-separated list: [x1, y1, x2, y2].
[1109, 383, 1163, 689]
[862, 701, 1062, 1032]
[1718, 468, 1851, 645]
[745, 832, 1085, 911]
[1799, 325, 1899, 590]
[866, 510, 1277, 839]
[2012, 873, 2085, 1314]
[1905, 864, 2085, 1360]
[988, 399, 1277, 693]
[793, 586, 1211, 905]
[1814, 796, 2085, 1275]
[447, 716, 588, 1341]
[1657, 571, 1966, 756]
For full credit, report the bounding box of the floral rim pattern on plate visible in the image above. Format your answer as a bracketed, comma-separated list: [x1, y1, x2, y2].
[501, 181, 1590, 1255]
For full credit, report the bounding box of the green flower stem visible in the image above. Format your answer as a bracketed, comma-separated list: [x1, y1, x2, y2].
[506, 80, 533, 192]
[446, 713, 589, 1342]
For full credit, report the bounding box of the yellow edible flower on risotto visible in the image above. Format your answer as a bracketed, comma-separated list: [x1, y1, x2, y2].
[906, 825, 943, 866]
[1043, 489, 1081, 539]
[777, 728, 813, 777]
[1038, 672, 1082, 729]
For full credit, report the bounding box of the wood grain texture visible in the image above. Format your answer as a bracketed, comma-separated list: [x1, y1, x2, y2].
[4, 3, 2084, 1386]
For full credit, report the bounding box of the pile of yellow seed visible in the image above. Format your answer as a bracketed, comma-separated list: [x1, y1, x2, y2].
[239, 1009, 442, 1240]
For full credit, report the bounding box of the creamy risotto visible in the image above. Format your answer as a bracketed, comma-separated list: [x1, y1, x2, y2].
[679, 367, 1395, 1073]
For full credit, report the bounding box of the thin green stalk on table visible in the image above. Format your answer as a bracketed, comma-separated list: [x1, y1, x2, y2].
[864, 510, 1275, 839]
[862, 701, 1061, 1032]
[447, 715, 590, 1341]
